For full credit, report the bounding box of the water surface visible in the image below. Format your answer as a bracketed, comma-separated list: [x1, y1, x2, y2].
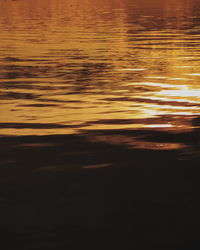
[1, 0, 200, 150]
[1, 1, 200, 249]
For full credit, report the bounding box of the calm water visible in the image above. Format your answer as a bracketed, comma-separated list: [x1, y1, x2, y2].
[1, 0, 200, 150]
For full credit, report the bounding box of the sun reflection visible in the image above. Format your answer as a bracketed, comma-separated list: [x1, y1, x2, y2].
[186, 73, 200, 76]
[126, 82, 176, 88]
[160, 86, 200, 99]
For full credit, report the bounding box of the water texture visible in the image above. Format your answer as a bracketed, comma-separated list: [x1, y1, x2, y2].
[1, 1, 200, 249]
[1, 0, 200, 143]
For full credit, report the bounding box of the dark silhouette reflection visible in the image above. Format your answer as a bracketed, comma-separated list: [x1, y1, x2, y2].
[0, 132, 200, 249]
[0, 122, 85, 129]
[192, 116, 200, 128]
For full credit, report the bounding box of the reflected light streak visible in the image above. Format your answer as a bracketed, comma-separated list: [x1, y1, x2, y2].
[186, 73, 200, 76]
[160, 86, 200, 99]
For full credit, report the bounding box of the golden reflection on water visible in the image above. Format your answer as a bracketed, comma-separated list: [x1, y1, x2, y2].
[1, 0, 200, 144]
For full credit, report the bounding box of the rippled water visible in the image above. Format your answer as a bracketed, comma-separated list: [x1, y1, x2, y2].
[1, 0, 200, 150]
[2, 2, 200, 248]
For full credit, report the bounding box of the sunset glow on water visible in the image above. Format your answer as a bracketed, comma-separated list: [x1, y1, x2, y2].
[1, 0, 200, 143]
[2, 1, 200, 249]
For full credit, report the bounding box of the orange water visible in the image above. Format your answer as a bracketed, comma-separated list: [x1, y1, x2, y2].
[1, 0, 200, 145]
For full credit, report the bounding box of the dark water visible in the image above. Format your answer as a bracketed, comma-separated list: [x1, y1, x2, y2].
[1, 0, 200, 249]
